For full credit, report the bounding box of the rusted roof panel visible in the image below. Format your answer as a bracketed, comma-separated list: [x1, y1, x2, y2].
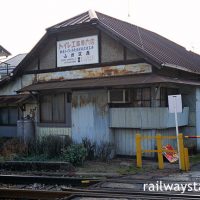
[0, 94, 31, 104]
[95, 11, 200, 73]
[47, 10, 200, 74]
[18, 74, 200, 92]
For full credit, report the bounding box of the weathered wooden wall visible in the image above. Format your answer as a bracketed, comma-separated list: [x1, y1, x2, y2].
[114, 128, 177, 157]
[71, 89, 112, 143]
[110, 107, 189, 129]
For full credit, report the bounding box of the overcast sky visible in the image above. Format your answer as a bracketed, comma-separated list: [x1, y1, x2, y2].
[1, 0, 200, 57]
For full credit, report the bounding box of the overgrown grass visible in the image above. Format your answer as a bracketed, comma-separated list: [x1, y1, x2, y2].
[117, 165, 146, 175]
[0, 136, 116, 167]
[0, 135, 72, 162]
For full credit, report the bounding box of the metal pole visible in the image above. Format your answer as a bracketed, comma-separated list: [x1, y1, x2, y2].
[174, 96, 181, 169]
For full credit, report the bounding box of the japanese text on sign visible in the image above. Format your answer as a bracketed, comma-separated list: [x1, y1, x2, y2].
[57, 35, 99, 67]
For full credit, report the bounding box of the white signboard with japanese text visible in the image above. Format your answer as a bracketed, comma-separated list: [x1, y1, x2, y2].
[168, 95, 182, 113]
[57, 35, 99, 67]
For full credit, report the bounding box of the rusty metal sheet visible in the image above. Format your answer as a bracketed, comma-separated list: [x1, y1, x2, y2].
[37, 63, 152, 82]
[18, 73, 200, 92]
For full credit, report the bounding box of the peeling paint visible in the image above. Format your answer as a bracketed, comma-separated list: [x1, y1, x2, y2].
[38, 63, 152, 82]
[72, 90, 110, 143]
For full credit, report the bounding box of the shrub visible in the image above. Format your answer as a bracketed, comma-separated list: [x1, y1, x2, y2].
[26, 135, 72, 159]
[63, 144, 87, 166]
[82, 137, 96, 160]
[0, 138, 26, 160]
[96, 141, 115, 162]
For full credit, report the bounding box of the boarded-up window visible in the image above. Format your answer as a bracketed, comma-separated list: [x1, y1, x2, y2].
[40, 93, 66, 123]
[0, 107, 18, 125]
[133, 88, 151, 107]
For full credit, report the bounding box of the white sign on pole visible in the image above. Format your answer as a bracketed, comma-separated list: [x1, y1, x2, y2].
[168, 95, 182, 113]
[168, 94, 182, 169]
[57, 35, 99, 67]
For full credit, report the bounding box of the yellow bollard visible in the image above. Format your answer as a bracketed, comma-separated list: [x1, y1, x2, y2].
[136, 133, 142, 168]
[156, 134, 164, 169]
[184, 148, 190, 171]
[178, 133, 186, 171]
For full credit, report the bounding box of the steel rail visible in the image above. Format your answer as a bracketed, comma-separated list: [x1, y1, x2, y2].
[0, 174, 100, 187]
[61, 187, 200, 198]
[1, 187, 200, 200]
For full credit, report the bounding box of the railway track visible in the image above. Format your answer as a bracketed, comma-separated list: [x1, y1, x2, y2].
[0, 174, 100, 187]
[1, 187, 200, 199]
[0, 175, 200, 199]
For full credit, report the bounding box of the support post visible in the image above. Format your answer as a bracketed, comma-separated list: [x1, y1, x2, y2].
[156, 134, 164, 169]
[184, 148, 190, 171]
[178, 133, 185, 171]
[136, 133, 142, 168]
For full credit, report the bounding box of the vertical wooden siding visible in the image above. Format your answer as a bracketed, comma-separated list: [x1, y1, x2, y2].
[110, 107, 189, 129]
[114, 128, 176, 157]
[71, 90, 111, 143]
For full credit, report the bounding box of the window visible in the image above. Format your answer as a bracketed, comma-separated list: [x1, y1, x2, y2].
[133, 88, 151, 107]
[0, 107, 18, 125]
[40, 93, 65, 123]
[108, 89, 130, 103]
[160, 88, 179, 107]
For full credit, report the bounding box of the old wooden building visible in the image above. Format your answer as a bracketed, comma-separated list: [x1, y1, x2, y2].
[1, 10, 200, 156]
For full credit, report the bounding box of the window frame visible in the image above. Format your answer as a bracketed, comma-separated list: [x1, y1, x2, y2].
[0, 106, 19, 126]
[132, 87, 151, 107]
[39, 93, 66, 124]
[108, 89, 130, 103]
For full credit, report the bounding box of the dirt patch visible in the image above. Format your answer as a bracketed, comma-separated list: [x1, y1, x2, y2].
[76, 158, 180, 178]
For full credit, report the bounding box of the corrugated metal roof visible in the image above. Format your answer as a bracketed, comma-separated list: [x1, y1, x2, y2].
[48, 10, 200, 73]
[0, 54, 27, 80]
[96, 11, 200, 73]
[18, 74, 200, 92]
[0, 53, 27, 68]
[47, 11, 90, 30]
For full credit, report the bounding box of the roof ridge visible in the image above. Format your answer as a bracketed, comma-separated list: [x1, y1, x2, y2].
[88, 9, 98, 22]
[46, 11, 88, 30]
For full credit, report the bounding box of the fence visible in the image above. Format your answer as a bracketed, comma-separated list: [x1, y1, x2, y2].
[135, 133, 190, 171]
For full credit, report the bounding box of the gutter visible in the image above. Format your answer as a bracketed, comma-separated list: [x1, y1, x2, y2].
[161, 63, 200, 75]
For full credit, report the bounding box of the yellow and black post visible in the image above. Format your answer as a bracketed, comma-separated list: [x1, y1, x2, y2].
[156, 134, 164, 169]
[136, 133, 142, 168]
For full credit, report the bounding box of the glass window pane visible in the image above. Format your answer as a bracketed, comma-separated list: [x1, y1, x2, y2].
[0, 108, 8, 124]
[160, 88, 167, 100]
[142, 101, 151, 107]
[9, 107, 18, 125]
[134, 88, 142, 100]
[53, 93, 65, 122]
[142, 88, 151, 100]
[40, 95, 52, 122]
[133, 100, 142, 107]
[110, 90, 124, 102]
